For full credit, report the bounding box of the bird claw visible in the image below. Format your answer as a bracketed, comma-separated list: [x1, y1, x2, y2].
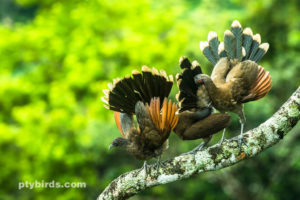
[191, 142, 207, 152]
[218, 137, 229, 145]
[154, 157, 166, 172]
[234, 136, 247, 153]
[181, 142, 207, 157]
[155, 160, 165, 172]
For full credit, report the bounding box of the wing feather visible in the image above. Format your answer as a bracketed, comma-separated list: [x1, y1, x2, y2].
[241, 66, 272, 103]
[114, 112, 125, 138]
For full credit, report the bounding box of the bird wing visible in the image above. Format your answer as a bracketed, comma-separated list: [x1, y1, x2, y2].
[225, 60, 259, 102]
[114, 112, 134, 138]
[114, 112, 125, 138]
[176, 113, 231, 140]
[240, 65, 272, 103]
[211, 57, 231, 86]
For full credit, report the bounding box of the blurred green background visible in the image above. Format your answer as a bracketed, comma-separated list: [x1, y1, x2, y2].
[0, 0, 299, 199]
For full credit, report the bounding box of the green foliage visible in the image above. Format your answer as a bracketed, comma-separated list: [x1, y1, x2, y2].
[0, 0, 299, 199]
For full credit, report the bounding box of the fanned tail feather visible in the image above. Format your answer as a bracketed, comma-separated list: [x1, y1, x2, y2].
[207, 31, 220, 62]
[201, 20, 269, 64]
[102, 67, 173, 114]
[242, 27, 253, 59]
[248, 34, 261, 60]
[224, 30, 236, 60]
[231, 20, 243, 61]
[200, 41, 217, 65]
[176, 57, 203, 112]
[218, 42, 227, 58]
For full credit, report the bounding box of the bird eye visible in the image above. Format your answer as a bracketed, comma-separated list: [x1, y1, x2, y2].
[198, 79, 204, 84]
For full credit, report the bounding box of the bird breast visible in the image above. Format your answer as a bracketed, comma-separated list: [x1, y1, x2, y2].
[209, 84, 239, 112]
[196, 85, 211, 108]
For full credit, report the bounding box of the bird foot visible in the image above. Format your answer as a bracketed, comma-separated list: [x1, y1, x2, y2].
[234, 136, 247, 153]
[181, 142, 207, 157]
[218, 137, 229, 145]
[191, 142, 207, 153]
[141, 161, 148, 176]
[155, 160, 165, 172]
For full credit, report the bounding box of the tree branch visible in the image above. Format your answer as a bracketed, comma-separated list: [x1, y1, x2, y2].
[98, 87, 300, 200]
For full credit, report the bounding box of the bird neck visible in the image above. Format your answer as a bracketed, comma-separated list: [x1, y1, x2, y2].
[203, 78, 218, 97]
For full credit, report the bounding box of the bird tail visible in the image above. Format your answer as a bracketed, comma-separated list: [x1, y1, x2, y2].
[200, 20, 269, 65]
[102, 66, 173, 114]
[176, 56, 203, 112]
[135, 97, 178, 139]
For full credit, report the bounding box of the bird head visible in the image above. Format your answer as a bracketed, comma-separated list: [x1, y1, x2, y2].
[194, 74, 210, 86]
[109, 137, 130, 149]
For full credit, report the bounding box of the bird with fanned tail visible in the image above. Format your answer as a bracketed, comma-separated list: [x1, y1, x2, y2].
[102, 66, 178, 172]
[174, 56, 231, 153]
[197, 20, 272, 148]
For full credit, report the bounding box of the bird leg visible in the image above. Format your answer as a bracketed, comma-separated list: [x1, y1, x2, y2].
[236, 122, 247, 151]
[240, 122, 244, 136]
[142, 161, 148, 176]
[155, 156, 165, 172]
[218, 128, 228, 145]
[235, 110, 247, 152]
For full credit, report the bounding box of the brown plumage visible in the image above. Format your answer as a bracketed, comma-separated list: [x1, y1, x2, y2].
[112, 98, 178, 161]
[174, 56, 231, 151]
[174, 111, 231, 141]
[198, 20, 272, 144]
[102, 67, 178, 169]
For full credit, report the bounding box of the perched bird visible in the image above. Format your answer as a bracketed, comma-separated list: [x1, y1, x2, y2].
[174, 56, 231, 151]
[198, 20, 272, 145]
[102, 66, 178, 171]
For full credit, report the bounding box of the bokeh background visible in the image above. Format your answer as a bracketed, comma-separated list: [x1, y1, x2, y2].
[0, 0, 299, 199]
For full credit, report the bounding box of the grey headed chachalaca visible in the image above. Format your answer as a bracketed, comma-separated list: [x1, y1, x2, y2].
[197, 20, 272, 146]
[174, 56, 231, 152]
[102, 66, 178, 170]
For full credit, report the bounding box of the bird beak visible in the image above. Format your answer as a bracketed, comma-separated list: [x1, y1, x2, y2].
[109, 144, 113, 150]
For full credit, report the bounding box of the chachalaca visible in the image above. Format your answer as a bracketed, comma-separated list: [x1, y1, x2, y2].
[197, 20, 272, 146]
[174, 56, 231, 152]
[102, 66, 178, 171]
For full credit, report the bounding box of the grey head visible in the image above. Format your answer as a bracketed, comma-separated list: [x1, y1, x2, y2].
[194, 74, 211, 86]
[109, 137, 130, 149]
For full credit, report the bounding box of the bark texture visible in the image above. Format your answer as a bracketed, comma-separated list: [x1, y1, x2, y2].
[98, 87, 300, 200]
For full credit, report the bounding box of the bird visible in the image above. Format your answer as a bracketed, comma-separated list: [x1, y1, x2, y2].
[102, 66, 178, 172]
[197, 20, 272, 146]
[174, 56, 231, 152]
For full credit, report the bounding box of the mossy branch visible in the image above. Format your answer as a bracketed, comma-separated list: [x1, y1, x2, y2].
[98, 87, 300, 200]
